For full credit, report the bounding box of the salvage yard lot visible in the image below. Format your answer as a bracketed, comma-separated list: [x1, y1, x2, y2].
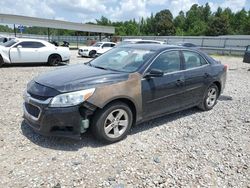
[0, 51, 249, 187]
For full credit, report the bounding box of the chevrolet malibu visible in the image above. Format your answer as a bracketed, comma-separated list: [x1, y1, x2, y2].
[23, 44, 227, 143]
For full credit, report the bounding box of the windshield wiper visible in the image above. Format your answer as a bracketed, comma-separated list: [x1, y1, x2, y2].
[91, 64, 109, 70]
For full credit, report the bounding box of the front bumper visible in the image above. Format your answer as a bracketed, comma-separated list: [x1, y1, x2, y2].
[78, 50, 89, 57]
[23, 92, 86, 140]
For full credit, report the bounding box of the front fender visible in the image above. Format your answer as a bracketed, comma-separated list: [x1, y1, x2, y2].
[87, 73, 143, 122]
[0, 51, 10, 63]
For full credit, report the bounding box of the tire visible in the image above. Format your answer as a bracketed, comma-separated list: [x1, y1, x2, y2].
[0, 55, 4, 67]
[89, 50, 96, 58]
[198, 84, 219, 111]
[48, 55, 61, 66]
[91, 102, 133, 143]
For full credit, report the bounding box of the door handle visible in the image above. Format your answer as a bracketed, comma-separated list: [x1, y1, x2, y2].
[176, 79, 185, 86]
[204, 73, 210, 78]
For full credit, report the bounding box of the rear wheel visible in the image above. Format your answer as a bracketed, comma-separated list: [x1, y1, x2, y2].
[198, 84, 219, 111]
[0, 55, 4, 67]
[48, 55, 61, 66]
[89, 50, 96, 58]
[91, 102, 133, 143]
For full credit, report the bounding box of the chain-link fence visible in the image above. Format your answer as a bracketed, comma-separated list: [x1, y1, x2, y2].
[1, 32, 249, 55]
[121, 35, 250, 55]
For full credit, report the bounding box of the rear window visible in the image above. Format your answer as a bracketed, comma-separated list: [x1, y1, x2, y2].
[183, 51, 208, 69]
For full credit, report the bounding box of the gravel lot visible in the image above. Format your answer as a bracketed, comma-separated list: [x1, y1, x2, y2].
[0, 51, 249, 188]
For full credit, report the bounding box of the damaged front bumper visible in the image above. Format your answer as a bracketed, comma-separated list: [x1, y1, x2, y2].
[23, 92, 95, 140]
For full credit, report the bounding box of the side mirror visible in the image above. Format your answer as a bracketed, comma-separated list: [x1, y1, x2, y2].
[17, 45, 22, 49]
[144, 69, 164, 78]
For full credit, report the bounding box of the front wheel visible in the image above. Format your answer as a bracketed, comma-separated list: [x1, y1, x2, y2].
[89, 50, 96, 58]
[0, 55, 4, 67]
[91, 102, 133, 143]
[198, 84, 219, 111]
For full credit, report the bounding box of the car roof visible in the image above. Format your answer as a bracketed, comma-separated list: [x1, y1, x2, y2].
[14, 38, 48, 43]
[122, 39, 164, 43]
[118, 44, 188, 51]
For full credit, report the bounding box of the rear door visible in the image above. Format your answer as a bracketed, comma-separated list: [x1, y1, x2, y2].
[10, 41, 45, 63]
[142, 50, 186, 117]
[243, 45, 250, 63]
[181, 50, 212, 106]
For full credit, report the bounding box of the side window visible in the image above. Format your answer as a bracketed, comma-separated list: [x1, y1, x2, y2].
[111, 43, 116, 47]
[150, 51, 181, 73]
[15, 42, 45, 48]
[183, 51, 207, 69]
[31, 42, 45, 48]
[102, 43, 111, 48]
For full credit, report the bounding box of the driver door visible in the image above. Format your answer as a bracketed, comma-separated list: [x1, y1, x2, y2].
[10, 42, 43, 63]
[142, 50, 186, 118]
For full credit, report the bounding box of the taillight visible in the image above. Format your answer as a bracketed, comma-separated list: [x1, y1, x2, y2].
[224, 64, 228, 71]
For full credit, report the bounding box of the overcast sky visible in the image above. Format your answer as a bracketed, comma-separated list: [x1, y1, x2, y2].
[0, 0, 249, 23]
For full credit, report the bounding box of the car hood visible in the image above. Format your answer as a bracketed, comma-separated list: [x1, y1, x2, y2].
[34, 64, 129, 93]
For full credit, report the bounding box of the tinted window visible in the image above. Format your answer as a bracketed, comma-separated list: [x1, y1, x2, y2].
[183, 43, 196, 47]
[111, 43, 116, 47]
[16, 42, 45, 48]
[102, 43, 111, 48]
[183, 51, 207, 69]
[150, 51, 181, 73]
[92, 43, 102, 47]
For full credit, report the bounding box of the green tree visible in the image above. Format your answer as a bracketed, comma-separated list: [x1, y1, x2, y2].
[174, 11, 186, 35]
[154, 9, 175, 35]
[96, 16, 111, 26]
[206, 14, 230, 36]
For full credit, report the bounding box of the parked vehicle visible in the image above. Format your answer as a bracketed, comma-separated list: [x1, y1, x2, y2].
[0, 38, 70, 67]
[176, 42, 197, 48]
[0, 36, 13, 44]
[50, 40, 70, 47]
[118, 39, 165, 46]
[23, 44, 227, 143]
[243, 45, 250, 63]
[78, 42, 116, 58]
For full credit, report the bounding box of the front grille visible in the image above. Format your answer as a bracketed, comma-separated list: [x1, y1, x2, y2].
[25, 103, 40, 118]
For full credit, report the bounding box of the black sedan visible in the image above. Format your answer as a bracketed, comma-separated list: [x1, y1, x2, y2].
[23, 44, 227, 143]
[243, 45, 250, 63]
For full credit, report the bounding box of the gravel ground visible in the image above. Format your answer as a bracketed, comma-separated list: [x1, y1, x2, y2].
[0, 51, 249, 188]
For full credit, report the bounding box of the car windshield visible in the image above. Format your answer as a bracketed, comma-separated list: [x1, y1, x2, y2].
[92, 42, 102, 47]
[89, 47, 156, 73]
[2, 39, 17, 47]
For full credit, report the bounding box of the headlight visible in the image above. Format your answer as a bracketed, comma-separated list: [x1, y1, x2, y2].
[49, 88, 95, 108]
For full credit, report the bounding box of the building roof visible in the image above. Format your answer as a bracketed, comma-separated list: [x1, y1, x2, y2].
[0, 14, 115, 34]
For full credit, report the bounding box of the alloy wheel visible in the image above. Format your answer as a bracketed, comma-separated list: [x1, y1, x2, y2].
[206, 87, 217, 107]
[104, 109, 129, 139]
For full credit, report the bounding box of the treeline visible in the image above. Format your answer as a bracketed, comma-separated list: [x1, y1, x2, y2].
[96, 3, 250, 36]
[0, 3, 249, 36]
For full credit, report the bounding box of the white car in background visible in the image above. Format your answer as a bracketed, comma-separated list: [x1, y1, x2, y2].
[78, 42, 116, 58]
[117, 39, 165, 46]
[0, 38, 70, 67]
